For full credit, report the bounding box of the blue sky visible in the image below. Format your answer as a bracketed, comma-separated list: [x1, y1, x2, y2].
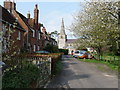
[0, 1, 82, 39]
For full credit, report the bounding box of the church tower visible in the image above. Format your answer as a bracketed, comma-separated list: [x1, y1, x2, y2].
[58, 18, 67, 49]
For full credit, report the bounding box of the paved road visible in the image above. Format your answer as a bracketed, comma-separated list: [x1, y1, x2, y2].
[47, 55, 118, 88]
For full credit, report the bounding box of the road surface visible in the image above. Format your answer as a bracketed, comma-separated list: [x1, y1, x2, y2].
[47, 55, 118, 88]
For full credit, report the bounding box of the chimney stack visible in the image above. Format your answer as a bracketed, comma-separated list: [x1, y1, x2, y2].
[34, 4, 39, 24]
[12, 0, 16, 11]
[4, 0, 16, 13]
[27, 11, 30, 19]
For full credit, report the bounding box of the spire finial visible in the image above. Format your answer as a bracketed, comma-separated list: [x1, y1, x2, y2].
[61, 18, 64, 28]
[62, 18, 64, 23]
[62, 17, 63, 21]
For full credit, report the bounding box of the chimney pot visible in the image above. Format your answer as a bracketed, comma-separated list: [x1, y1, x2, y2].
[4, 0, 16, 13]
[27, 11, 30, 19]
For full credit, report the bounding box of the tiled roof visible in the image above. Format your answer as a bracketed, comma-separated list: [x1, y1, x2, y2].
[0, 5, 24, 31]
[66, 39, 77, 43]
[28, 18, 34, 27]
[16, 11, 32, 31]
[16, 11, 42, 32]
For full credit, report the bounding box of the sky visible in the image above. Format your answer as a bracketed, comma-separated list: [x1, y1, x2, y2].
[0, 1, 82, 39]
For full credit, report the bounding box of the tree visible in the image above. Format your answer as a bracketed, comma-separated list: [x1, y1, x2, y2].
[43, 44, 59, 53]
[50, 30, 59, 41]
[70, 0, 120, 60]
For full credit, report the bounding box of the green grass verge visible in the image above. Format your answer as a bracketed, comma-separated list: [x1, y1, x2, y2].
[94, 55, 120, 61]
[78, 59, 118, 71]
[100, 56, 120, 61]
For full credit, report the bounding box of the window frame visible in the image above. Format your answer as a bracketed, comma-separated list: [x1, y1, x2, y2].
[38, 32, 40, 39]
[32, 29, 35, 37]
[18, 31, 21, 40]
[33, 44, 36, 52]
[38, 45, 40, 50]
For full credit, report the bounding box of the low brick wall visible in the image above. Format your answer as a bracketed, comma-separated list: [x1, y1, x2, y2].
[26, 53, 63, 74]
[2, 53, 63, 88]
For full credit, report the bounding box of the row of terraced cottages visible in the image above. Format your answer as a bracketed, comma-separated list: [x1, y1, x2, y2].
[0, 0, 57, 55]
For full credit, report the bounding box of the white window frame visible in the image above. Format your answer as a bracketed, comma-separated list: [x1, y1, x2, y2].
[28, 43, 31, 47]
[33, 45, 36, 52]
[2, 24, 6, 35]
[40, 27, 43, 32]
[18, 31, 21, 40]
[3, 38, 7, 53]
[8, 24, 11, 46]
[32, 29, 35, 37]
[38, 45, 40, 50]
[38, 32, 40, 39]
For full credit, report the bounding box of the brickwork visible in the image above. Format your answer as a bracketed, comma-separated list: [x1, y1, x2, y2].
[1, 0, 57, 54]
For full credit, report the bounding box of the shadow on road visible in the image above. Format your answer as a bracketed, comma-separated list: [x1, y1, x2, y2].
[47, 55, 90, 88]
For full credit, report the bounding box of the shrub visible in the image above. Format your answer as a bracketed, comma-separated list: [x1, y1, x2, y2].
[2, 63, 40, 88]
[59, 49, 68, 55]
[43, 44, 59, 53]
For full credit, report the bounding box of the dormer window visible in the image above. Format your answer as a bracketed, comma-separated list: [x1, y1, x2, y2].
[40, 27, 43, 32]
[32, 29, 35, 37]
[7, 10, 10, 13]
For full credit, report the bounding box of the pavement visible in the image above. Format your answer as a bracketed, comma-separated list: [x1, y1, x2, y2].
[46, 55, 118, 88]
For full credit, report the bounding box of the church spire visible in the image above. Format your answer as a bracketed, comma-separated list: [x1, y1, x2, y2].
[60, 18, 66, 35]
[58, 18, 67, 49]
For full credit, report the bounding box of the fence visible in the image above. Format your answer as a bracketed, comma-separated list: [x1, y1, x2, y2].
[2, 55, 52, 88]
[94, 55, 120, 66]
[100, 56, 119, 66]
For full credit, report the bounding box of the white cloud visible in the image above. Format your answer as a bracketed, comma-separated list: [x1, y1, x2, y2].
[41, 10, 77, 39]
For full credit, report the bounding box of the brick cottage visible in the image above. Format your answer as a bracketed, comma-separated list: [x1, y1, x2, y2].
[0, 0, 57, 55]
